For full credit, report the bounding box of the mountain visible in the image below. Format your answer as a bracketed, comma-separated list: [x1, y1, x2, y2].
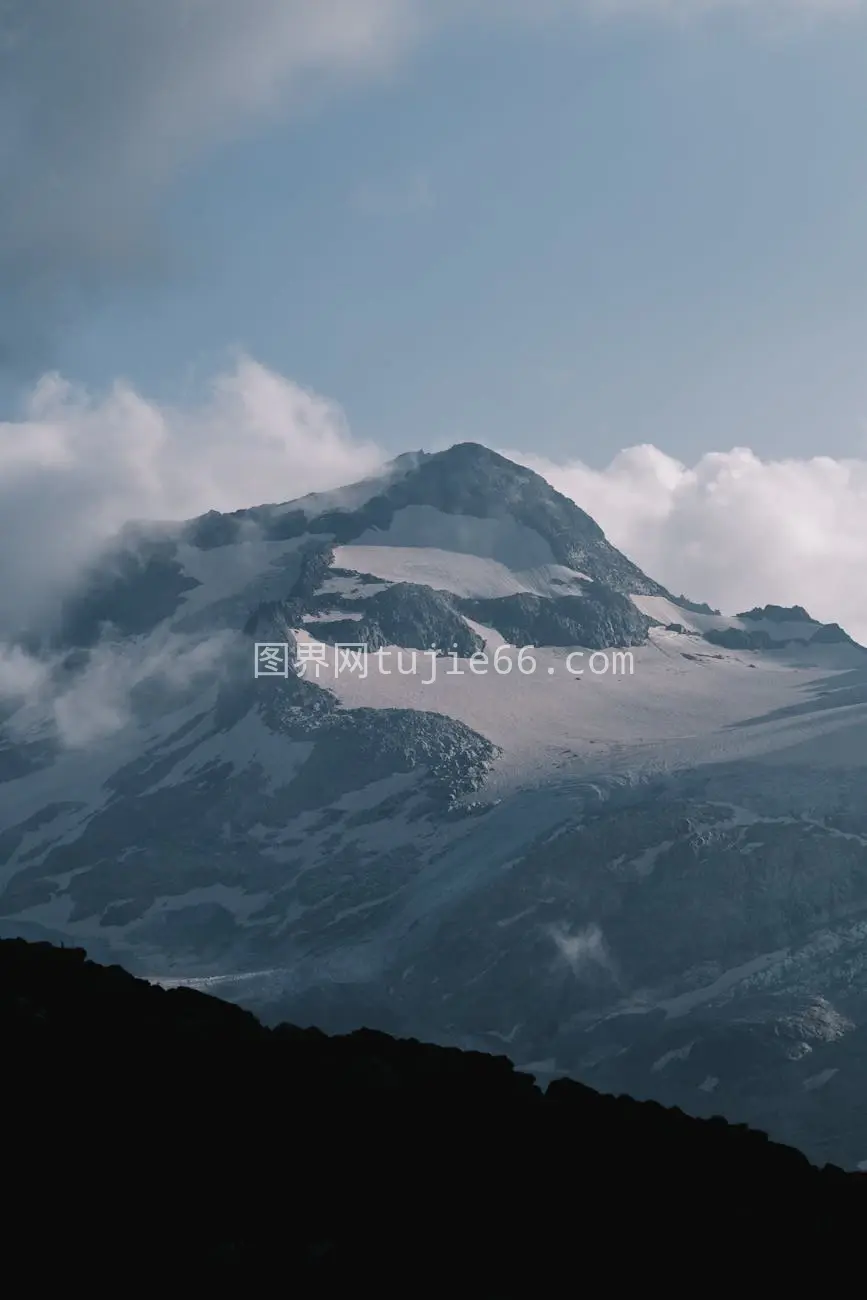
[4, 937, 865, 1283]
[3, 442, 867, 1170]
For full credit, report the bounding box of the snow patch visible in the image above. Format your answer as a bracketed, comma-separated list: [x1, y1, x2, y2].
[317, 574, 391, 599]
[629, 840, 673, 877]
[304, 609, 364, 623]
[350, 504, 556, 568]
[652, 1042, 694, 1072]
[803, 1068, 838, 1091]
[333, 544, 586, 600]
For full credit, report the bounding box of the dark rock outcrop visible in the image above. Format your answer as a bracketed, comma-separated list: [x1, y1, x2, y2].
[673, 594, 721, 615]
[310, 582, 484, 657]
[459, 585, 652, 650]
[705, 616, 860, 651]
[811, 621, 858, 645]
[704, 626, 779, 651]
[2, 938, 864, 1285]
[737, 604, 817, 623]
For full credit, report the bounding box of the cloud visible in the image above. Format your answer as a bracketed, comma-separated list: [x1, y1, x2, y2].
[0, 644, 51, 701]
[0, 355, 384, 635]
[505, 443, 867, 643]
[0, 0, 421, 365]
[4, 0, 867, 365]
[547, 920, 620, 983]
[1, 629, 239, 748]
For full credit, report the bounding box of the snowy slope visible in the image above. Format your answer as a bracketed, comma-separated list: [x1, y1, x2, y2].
[333, 546, 589, 599]
[293, 624, 867, 788]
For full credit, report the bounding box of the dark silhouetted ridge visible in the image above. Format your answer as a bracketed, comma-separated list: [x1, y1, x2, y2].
[3, 939, 863, 1284]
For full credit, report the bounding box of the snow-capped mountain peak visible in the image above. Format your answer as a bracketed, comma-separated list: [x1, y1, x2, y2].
[2, 443, 867, 1171]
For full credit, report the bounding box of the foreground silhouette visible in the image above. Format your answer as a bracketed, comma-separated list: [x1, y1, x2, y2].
[3, 938, 864, 1283]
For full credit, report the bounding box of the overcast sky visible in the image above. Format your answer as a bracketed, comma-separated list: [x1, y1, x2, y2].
[3, 1, 867, 636]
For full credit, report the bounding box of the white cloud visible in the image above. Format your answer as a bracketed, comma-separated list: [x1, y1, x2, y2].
[0, 644, 51, 700]
[0, 0, 421, 362]
[0, 355, 384, 634]
[1, 629, 239, 748]
[547, 921, 621, 984]
[505, 443, 867, 642]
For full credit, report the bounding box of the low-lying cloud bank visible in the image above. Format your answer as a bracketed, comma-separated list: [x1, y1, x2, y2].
[506, 444, 867, 642]
[1, 355, 864, 644]
[0, 355, 383, 634]
[0, 631, 237, 749]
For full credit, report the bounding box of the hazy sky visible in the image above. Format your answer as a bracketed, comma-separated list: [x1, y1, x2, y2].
[3, 1, 867, 638]
[5, 1, 867, 462]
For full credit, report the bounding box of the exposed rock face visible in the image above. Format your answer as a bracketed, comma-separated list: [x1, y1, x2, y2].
[4, 938, 865, 1284]
[738, 605, 817, 623]
[459, 586, 652, 650]
[811, 622, 856, 645]
[310, 582, 485, 657]
[704, 626, 781, 651]
[674, 594, 721, 615]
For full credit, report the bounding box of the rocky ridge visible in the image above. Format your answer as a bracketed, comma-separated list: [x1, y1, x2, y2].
[4, 938, 865, 1283]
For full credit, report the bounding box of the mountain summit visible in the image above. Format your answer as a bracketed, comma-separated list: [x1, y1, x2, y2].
[360, 442, 667, 596]
[178, 440, 667, 598]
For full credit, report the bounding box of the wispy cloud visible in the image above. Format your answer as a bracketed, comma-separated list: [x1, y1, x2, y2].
[547, 921, 621, 984]
[0, 0, 421, 367]
[505, 442, 867, 642]
[0, 355, 384, 636]
[0, 629, 238, 748]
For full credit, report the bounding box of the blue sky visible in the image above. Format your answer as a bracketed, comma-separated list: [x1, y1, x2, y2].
[4, 2, 867, 638]
[5, 3, 867, 465]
